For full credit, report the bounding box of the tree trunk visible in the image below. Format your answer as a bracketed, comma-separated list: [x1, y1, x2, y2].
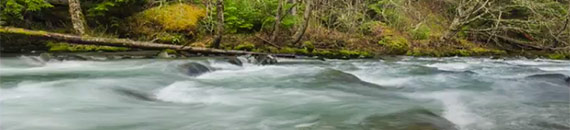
[292, 0, 312, 45]
[0, 27, 267, 55]
[212, 0, 224, 48]
[440, 18, 461, 41]
[270, 0, 285, 43]
[68, 0, 87, 35]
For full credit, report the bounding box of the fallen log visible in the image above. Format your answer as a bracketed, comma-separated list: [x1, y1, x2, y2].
[0, 27, 271, 56]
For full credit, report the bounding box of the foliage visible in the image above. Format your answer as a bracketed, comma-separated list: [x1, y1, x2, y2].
[0, 0, 52, 23]
[410, 25, 430, 40]
[220, 0, 296, 33]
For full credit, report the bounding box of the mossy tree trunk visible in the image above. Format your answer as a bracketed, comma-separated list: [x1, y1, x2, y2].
[270, 0, 285, 43]
[212, 0, 224, 49]
[68, 0, 88, 35]
[292, 0, 312, 45]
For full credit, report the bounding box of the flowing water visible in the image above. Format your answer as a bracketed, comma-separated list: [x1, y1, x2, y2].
[0, 56, 569, 130]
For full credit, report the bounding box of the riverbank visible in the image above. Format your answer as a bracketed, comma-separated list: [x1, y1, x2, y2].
[1, 1, 568, 60]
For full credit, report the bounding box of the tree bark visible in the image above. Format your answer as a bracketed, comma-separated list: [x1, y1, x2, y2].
[68, 0, 88, 35]
[270, 0, 285, 43]
[212, 0, 225, 48]
[292, 0, 312, 45]
[0, 27, 266, 55]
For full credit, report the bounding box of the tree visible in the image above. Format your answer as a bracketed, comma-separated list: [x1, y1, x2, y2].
[67, 0, 88, 35]
[292, 0, 312, 45]
[212, 0, 224, 48]
[440, 0, 491, 41]
[270, 0, 285, 43]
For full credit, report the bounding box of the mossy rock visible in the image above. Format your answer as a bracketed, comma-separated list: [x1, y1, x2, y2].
[379, 35, 409, 54]
[302, 41, 315, 52]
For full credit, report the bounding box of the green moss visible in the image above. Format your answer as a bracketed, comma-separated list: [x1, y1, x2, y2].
[278, 47, 296, 54]
[302, 41, 315, 52]
[156, 33, 186, 44]
[234, 42, 255, 51]
[547, 53, 567, 59]
[378, 35, 409, 54]
[46, 42, 128, 52]
[164, 49, 177, 54]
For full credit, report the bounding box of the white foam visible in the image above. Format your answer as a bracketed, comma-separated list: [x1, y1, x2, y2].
[426, 63, 471, 71]
[504, 60, 550, 66]
[406, 91, 494, 130]
[538, 67, 570, 71]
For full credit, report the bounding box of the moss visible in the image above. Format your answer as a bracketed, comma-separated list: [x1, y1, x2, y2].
[378, 35, 409, 54]
[126, 4, 205, 42]
[164, 49, 177, 54]
[547, 53, 567, 59]
[278, 47, 296, 54]
[156, 33, 187, 44]
[46, 42, 128, 52]
[133, 4, 205, 32]
[302, 41, 315, 52]
[234, 42, 255, 51]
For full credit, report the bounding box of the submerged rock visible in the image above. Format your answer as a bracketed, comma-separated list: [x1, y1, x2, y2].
[525, 73, 570, 86]
[179, 62, 211, 76]
[318, 68, 384, 89]
[226, 56, 243, 66]
[360, 109, 457, 130]
[39, 53, 54, 61]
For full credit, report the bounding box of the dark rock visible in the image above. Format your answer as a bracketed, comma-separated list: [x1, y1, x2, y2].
[255, 54, 278, 65]
[179, 62, 211, 76]
[114, 88, 155, 101]
[360, 108, 457, 130]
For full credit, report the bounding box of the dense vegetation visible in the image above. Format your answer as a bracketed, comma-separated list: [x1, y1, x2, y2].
[1, 0, 569, 59]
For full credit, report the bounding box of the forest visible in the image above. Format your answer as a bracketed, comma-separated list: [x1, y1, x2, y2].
[1, 0, 569, 59]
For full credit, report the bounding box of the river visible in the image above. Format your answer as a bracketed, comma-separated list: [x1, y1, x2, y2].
[1, 56, 569, 130]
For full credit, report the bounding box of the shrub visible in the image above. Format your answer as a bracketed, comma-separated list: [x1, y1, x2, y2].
[410, 25, 430, 40]
[378, 36, 409, 54]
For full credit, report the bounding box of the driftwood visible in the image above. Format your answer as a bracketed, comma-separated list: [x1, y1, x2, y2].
[0, 27, 267, 55]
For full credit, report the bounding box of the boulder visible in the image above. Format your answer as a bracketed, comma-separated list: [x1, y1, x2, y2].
[179, 62, 211, 76]
[360, 108, 457, 130]
[255, 54, 278, 65]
